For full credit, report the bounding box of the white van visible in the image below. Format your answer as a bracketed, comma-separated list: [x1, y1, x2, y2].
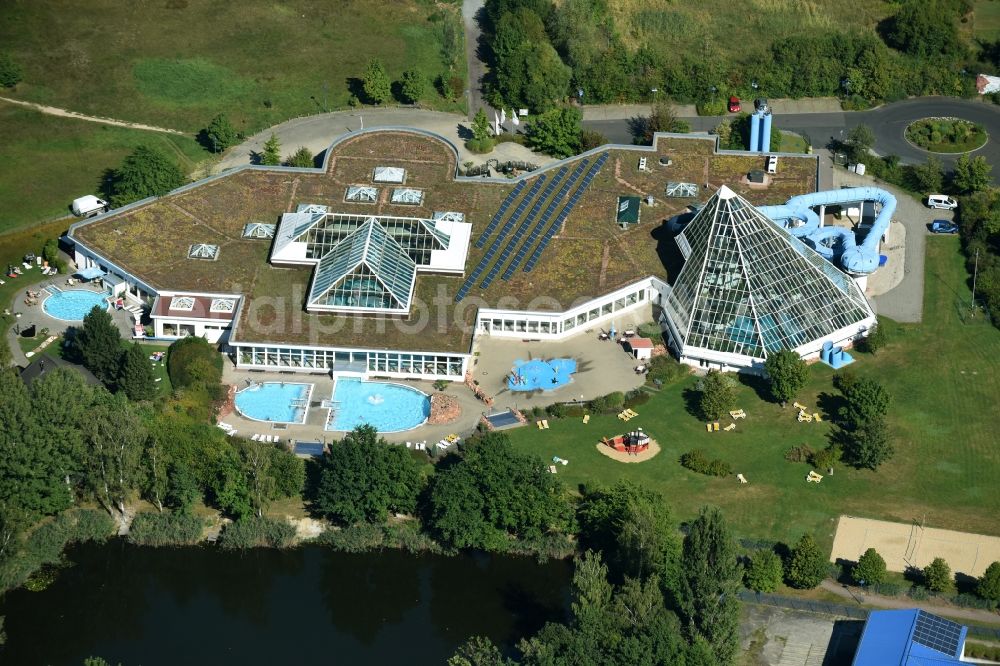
[71, 195, 108, 217]
[926, 194, 957, 210]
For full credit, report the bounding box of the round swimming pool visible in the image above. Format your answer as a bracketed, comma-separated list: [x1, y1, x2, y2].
[235, 382, 312, 424]
[42, 289, 109, 321]
[328, 378, 430, 433]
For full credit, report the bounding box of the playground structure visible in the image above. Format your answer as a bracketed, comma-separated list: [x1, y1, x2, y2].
[601, 428, 651, 455]
[759, 186, 896, 276]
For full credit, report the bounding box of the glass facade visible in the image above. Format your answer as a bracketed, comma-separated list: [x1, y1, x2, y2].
[234, 345, 466, 377]
[308, 220, 416, 311]
[663, 187, 873, 361]
[302, 214, 449, 265]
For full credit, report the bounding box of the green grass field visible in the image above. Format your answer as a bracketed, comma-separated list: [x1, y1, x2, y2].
[0, 0, 465, 133]
[509, 238, 1000, 547]
[973, 0, 1000, 40]
[0, 106, 207, 234]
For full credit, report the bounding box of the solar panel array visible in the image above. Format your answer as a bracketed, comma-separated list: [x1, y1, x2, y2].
[475, 180, 527, 248]
[501, 160, 588, 280]
[456, 176, 546, 301]
[913, 611, 963, 657]
[479, 167, 568, 289]
[455, 152, 609, 302]
[523, 152, 609, 273]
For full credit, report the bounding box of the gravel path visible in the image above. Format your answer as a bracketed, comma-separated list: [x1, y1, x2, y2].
[0, 95, 186, 135]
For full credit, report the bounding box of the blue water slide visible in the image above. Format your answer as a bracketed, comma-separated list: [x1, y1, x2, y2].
[758, 187, 895, 275]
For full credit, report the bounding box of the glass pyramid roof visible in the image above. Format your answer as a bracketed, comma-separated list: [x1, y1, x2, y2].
[662, 185, 874, 360]
[308, 219, 416, 311]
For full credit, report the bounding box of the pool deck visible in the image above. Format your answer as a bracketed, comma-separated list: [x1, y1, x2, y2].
[219, 305, 654, 446]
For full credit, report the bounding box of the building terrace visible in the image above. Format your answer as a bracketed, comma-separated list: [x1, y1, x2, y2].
[71, 130, 818, 354]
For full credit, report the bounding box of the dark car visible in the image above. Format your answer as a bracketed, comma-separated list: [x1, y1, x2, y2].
[728, 96, 741, 113]
[930, 220, 959, 234]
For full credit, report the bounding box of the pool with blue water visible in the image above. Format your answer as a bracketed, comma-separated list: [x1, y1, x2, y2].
[235, 382, 312, 424]
[328, 378, 430, 433]
[43, 289, 108, 321]
[507, 358, 577, 391]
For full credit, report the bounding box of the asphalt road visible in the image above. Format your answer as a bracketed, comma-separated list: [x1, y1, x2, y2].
[584, 96, 1000, 170]
[462, 0, 487, 121]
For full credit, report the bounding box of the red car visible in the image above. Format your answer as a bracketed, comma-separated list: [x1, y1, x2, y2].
[728, 96, 741, 113]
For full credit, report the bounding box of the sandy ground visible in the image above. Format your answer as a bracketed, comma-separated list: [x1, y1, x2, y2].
[831, 515, 1000, 577]
[0, 95, 185, 134]
[594, 439, 661, 463]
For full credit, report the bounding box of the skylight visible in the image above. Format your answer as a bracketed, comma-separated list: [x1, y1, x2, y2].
[242, 223, 276, 239]
[169, 296, 195, 311]
[210, 298, 236, 313]
[345, 185, 378, 203]
[373, 166, 405, 183]
[391, 188, 424, 205]
[188, 244, 219, 260]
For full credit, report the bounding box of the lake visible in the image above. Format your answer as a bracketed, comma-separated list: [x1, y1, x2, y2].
[0, 541, 573, 665]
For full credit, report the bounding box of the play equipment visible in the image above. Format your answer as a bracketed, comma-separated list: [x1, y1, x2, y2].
[759, 187, 896, 275]
[601, 429, 650, 455]
[819, 340, 854, 369]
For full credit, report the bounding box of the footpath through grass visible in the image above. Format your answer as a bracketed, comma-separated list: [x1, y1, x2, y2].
[0, 0, 465, 133]
[0, 106, 206, 234]
[509, 237, 1000, 547]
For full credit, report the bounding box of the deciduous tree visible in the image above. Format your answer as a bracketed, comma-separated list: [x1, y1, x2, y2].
[976, 561, 1000, 601]
[787, 534, 827, 589]
[854, 548, 887, 585]
[923, 557, 952, 593]
[363, 58, 391, 104]
[84, 391, 147, 523]
[525, 107, 582, 158]
[699, 370, 737, 421]
[472, 108, 491, 142]
[912, 155, 944, 193]
[954, 154, 993, 194]
[764, 348, 808, 407]
[847, 416, 894, 469]
[314, 425, 424, 524]
[745, 549, 784, 593]
[202, 113, 239, 153]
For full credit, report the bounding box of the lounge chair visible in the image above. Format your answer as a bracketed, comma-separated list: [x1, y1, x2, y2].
[228, 430, 238, 437]
[582, 414, 590, 424]
[549, 465, 558, 474]
[793, 402, 806, 411]
[251, 434, 260, 441]
[724, 423, 736, 431]
[737, 473, 748, 484]
[706, 423, 713, 432]
[537, 421, 545, 429]
[806, 471, 823, 483]
[813, 413, 822, 422]
[542, 420, 549, 429]
[713, 422, 720, 432]
[273, 436, 280, 444]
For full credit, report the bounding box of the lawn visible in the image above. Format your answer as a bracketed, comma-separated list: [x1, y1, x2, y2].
[0, 0, 465, 133]
[905, 118, 989, 153]
[509, 237, 1000, 548]
[0, 106, 207, 234]
[973, 0, 1000, 40]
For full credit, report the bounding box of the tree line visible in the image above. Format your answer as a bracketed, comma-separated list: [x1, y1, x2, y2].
[481, 0, 981, 114]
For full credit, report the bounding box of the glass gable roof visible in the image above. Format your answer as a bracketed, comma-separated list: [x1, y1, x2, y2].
[297, 213, 450, 264]
[308, 219, 416, 311]
[662, 186, 873, 360]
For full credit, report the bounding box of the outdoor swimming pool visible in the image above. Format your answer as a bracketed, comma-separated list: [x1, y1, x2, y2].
[507, 358, 577, 391]
[235, 382, 312, 424]
[42, 288, 108, 321]
[327, 378, 430, 433]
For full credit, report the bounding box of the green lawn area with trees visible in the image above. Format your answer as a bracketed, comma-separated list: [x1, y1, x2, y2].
[508, 238, 1000, 547]
[905, 117, 988, 153]
[0, 0, 465, 133]
[0, 106, 206, 233]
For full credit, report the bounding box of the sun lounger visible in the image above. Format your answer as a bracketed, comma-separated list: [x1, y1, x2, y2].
[737, 473, 748, 484]
[724, 423, 736, 431]
[583, 414, 590, 424]
[706, 423, 713, 432]
[813, 413, 822, 422]
[228, 430, 238, 437]
[549, 465, 558, 474]
[251, 434, 260, 441]
[273, 436, 280, 444]
[713, 422, 720, 431]
[793, 402, 806, 411]
[542, 420, 549, 429]
[537, 421, 544, 429]
[806, 471, 823, 483]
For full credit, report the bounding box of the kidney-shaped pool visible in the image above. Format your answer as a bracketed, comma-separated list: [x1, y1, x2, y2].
[328, 378, 431, 433]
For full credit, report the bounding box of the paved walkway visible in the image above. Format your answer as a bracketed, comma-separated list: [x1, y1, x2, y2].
[818, 580, 1000, 626]
[0, 95, 186, 134]
[214, 107, 554, 173]
[462, 0, 488, 120]
[582, 97, 843, 122]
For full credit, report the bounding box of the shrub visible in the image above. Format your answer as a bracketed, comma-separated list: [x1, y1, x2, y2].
[966, 643, 1000, 661]
[696, 98, 727, 116]
[285, 146, 314, 168]
[787, 534, 828, 589]
[217, 516, 296, 549]
[745, 549, 784, 592]
[809, 445, 841, 470]
[853, 548, 887, 585]
[645, 354, 688, 386]
[0, 52, 23, 88]
[623, 390, 650, 409]
[923, 557, 952, 593]
[871, 581, 903, 597]
[589, 391, 625, 414]
[680, 450, 731, 477]
[127, 512, 204, 546]
[313, 523, 386, 552]
[977, 561, 1000, 601]
[464, 137, 495, 154]
[698, 370, 737, 420]
[784, 444, 815, 464]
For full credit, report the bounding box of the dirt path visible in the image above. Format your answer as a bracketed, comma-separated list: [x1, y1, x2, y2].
[462, 0, 488, 120]
[819, 580, 1000, 625]
[0, 96, 186, 135]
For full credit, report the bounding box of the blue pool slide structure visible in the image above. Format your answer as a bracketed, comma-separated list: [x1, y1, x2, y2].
[758, 187, 896, 275]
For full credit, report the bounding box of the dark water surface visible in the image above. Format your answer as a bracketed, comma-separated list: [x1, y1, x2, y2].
[0, 541, 572, 665]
